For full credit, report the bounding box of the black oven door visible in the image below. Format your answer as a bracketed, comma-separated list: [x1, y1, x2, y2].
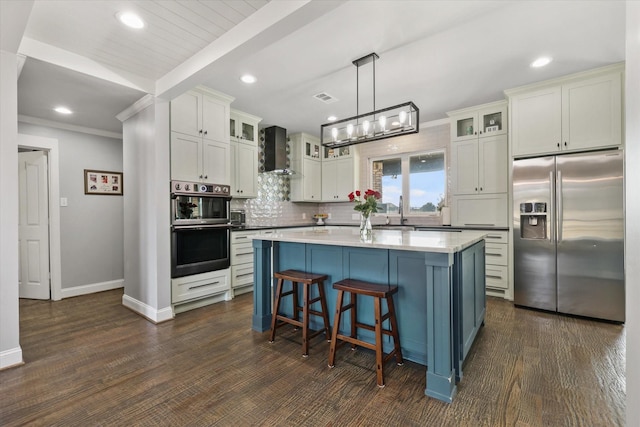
[171, 225, 231, 278]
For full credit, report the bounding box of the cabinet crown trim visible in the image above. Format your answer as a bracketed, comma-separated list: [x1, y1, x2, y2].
[504, 62, 624, 97]
[193, 85, 235, 103]
[446, 99, 507, 117]
[231, 109, 262, 122]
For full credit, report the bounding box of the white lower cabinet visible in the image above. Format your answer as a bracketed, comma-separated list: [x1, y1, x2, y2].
[231, 230, 257, 296]
[483, 231, 511, 299]
[172, 268, 231, 313]
[451, 194, 508, 228]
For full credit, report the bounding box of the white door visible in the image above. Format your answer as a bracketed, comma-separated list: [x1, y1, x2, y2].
[18, 151, 50, 300]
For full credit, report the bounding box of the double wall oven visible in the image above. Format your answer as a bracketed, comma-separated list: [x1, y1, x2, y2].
[171, 180, 232, 278]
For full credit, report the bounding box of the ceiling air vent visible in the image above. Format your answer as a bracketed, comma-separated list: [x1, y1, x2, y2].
[313, 92, 338, 104]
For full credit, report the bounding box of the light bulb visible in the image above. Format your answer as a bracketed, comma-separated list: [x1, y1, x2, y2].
[399, 110, 407, 125]
[379, 116, 387, 132]
[331, 127, 338, 141]
[347, 124, 354, 138]
[362, 120, 370, 135]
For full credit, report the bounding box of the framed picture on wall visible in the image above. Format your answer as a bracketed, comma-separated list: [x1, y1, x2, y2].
[84, 169, 123, 195]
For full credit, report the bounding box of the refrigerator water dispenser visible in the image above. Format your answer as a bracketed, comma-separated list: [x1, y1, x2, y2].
[520, 202, 547, 239]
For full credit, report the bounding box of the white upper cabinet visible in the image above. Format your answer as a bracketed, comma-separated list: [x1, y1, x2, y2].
[450, 101, 507, 142]
[322, 147, 359, 202]
[229, 110, 261, 198]
[171, 89, 231, 141]
[170, 88, 233, 184]
[289, 133, 322, 202]
[230, 109, 261, 146]
[507, 63, 623, 157]
[230, 141, 258, 198]
[449, 101, 508, 196]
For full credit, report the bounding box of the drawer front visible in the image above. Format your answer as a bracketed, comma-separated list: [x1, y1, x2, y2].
[231, 243, 254, 264]
[172, 270, 230, 303]
[232, 264, 254, 288]
[484, 230, 509, 244]
[485, 265, 508, 290]
[485, 242, 508, 266]
[231, 231, 255, 244]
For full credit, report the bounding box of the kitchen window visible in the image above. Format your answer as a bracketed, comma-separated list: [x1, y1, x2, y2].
[371, 150, 446, 215]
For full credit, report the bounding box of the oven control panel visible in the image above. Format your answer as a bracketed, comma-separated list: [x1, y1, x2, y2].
[171, 180, 230, 196]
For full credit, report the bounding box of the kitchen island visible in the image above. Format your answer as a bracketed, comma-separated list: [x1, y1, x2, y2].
[251, 227, 487, 403]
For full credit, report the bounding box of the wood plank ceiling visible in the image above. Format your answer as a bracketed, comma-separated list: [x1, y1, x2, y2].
[23, 0, 270, 80]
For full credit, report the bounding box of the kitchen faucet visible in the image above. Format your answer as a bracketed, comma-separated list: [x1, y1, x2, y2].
[399, 195, 407, 224]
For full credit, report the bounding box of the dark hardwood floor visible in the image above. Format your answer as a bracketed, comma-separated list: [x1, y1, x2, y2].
[0, 290, 625, 426]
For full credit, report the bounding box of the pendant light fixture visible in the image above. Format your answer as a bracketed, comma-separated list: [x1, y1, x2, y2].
[321, 52, 419, 148]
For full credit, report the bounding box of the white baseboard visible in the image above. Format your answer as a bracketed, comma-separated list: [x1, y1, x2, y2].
[122, 294, 174, 324]
[60, 279, 124, 299]
[0, 346, 23, 370]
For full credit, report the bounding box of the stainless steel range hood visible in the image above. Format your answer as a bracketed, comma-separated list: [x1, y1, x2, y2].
[262, 126, 294, 175]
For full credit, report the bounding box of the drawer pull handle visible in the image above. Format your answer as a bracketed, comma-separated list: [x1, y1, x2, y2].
[485, 235, 502, 239]
[465, 223, 495, 226]
[235, 236, 248, 240]
[486, 274, 503, 280]
[189, 281, 219, 290]
[237, 251, 253, 256]
[486, 253, 502, 257]
[236, 272, 254, 278]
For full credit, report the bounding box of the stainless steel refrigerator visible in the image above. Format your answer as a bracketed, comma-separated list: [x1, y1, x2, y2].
[513, 149, 624, 322]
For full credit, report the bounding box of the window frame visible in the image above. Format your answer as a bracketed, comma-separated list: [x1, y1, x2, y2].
[369, 148, 447, 217]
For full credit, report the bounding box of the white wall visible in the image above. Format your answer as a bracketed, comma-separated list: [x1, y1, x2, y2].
[625, 1, 640, 424]
[121, 97, 172, 322]
[0, 50, 22, 368]
[18, 123, 124, 293]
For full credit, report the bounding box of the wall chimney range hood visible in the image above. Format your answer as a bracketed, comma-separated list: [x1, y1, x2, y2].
[262, 126, 293, 175]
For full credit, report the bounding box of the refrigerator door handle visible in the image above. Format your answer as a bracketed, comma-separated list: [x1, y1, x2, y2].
[557, 170, 563, 242]
[549, 171, 555, 243]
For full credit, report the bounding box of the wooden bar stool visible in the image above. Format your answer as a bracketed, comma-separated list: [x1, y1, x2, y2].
[269, 269, 331, 357]
[328, 278, 403, 388]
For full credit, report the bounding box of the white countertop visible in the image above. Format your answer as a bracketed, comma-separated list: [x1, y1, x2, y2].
[249, 227, 487, 253]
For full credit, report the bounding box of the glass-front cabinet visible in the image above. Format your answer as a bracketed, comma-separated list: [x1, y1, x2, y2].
[323, 145, 352, 160]
[450, 101, 507, 142]
[230, 109, 261, 145]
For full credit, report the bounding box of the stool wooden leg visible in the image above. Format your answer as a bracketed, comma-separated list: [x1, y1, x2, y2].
[374, 296, 385, 387]
[317, 281, 331, 341]
[302, 282, 310, 357]
[387, 295, 404, 365]
[328, 290, 344, 368]
[291, 282, 300, 329]
[349, 292, 357, 350]
[269, 278, 284, 342]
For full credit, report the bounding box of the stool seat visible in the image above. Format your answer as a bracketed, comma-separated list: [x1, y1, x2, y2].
[269, 270, 331, 357]
[332, 278, 398, 298]
[275, 269, 328, 284]
[328, 278, 403, 388]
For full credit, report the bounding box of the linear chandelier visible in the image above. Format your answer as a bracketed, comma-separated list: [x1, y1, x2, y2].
[321, 53, 419, 149]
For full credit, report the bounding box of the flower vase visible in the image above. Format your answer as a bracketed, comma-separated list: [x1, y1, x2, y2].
[360, 213, 372, 239]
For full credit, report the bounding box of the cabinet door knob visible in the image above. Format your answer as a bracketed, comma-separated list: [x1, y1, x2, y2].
[480, 187, 483, 191]
[199, 174, 203, 179]
[475, 187, 478, 191]
[204, 175, 208, 179]
[204, 130, 208, 136]
[564, 141, 567, 147]
[557, 142, 560, 148]
[199, 129, 203, 134]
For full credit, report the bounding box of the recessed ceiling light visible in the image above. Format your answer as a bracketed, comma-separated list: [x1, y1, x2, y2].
[327, 116, 337, 121]
[240, 74, 257, 84]
[54, 106, 73, 115]
[531, 56, 552, 68]
[117, 11, 145, 29]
